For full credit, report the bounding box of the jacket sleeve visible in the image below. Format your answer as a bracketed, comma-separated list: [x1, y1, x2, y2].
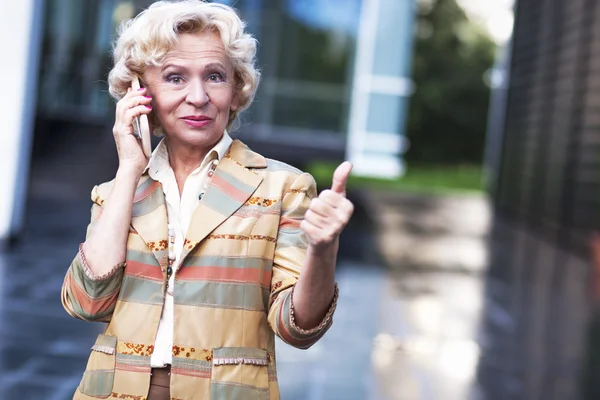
[61, 184, 125, 322]
[267, 172, 338, 349]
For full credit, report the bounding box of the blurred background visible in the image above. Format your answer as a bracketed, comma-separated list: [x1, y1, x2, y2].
[2, 0, 599, 399]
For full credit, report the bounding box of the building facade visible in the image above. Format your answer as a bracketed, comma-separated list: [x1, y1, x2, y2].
[481, 0, 600, 398]
[3, 0, 415, 241]
[36, 0, 414, 169]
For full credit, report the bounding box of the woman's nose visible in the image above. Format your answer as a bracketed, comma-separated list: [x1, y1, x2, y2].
[185, 80, 209, 107]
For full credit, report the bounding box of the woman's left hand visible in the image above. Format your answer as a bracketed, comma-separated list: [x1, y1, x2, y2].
[300, 162, 355, 249]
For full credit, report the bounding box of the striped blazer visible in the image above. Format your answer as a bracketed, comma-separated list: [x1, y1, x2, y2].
[61, 140, 336, 399]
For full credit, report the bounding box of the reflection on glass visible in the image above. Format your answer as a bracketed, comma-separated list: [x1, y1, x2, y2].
[38, 0, 120, 119]
[37, 0, 362, 138]
[216, 0, 361, 135]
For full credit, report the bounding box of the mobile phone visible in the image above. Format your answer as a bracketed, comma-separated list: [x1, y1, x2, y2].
[131, 76, 152, 159]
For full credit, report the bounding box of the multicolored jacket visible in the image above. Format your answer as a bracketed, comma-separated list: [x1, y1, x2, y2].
[61, 140, 337, 399]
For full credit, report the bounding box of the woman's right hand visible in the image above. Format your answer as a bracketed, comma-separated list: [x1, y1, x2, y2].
[112, 86, 153, 174]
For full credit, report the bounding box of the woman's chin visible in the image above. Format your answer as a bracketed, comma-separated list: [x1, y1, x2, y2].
[167, 130, 223, 148]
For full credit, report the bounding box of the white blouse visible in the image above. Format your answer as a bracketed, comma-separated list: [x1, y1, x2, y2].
[146, 132, 233, 367]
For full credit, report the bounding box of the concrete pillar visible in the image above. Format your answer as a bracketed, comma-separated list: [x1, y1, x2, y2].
[0, 0, 44, 244]
[484, 35, 513, 197]
[347, 0, 416, 179]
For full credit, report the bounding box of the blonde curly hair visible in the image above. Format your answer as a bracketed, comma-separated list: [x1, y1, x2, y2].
[108, 0, 261, 134]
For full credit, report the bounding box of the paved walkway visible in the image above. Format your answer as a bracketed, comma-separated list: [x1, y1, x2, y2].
[364, 190, 490, 273]
[1, 146, 494, 399]
[0, 189, 491, 400]
[5, 130, 594, 399]
[0, 194, 390, 399]
[277, 264, 385, 400]
[361, 190, 489, 400]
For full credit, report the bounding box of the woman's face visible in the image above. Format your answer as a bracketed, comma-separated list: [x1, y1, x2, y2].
[144, 30, 238, 149]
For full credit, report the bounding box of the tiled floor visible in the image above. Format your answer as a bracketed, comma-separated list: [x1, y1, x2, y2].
[3, 139, 597, 399]
[0, 193, 486, 400]
[0, 194, 390, 399]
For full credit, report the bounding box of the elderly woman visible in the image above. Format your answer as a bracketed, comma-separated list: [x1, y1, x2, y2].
[61, 1, 353, 399]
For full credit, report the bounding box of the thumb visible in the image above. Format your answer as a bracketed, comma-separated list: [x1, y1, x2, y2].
[331, 161, 353, 195]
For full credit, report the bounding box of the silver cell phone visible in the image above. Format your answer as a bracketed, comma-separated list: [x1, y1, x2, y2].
[131, 76, 152, 159]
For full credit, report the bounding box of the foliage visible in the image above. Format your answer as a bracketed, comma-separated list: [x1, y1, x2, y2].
[406, 0, 497, 164]
[307, 162, 483, 195]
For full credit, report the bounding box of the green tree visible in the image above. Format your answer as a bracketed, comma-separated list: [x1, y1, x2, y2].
[406, 0, 496, 164]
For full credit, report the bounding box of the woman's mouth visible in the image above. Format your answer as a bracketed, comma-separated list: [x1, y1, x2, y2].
[181, 116, 213, 128]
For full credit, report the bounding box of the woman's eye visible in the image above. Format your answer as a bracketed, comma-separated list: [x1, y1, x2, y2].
[166, 75, 184, 84]
[208, 73, 225, 83]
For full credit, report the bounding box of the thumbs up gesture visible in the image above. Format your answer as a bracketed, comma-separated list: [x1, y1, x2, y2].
[300, 162, 355, 248]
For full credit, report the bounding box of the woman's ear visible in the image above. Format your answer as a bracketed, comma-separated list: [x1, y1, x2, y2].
[230, 91, 240, 112]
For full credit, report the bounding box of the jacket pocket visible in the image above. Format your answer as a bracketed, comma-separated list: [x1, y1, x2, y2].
[78, 334, 117, 398]
[210, 347, 270, 400]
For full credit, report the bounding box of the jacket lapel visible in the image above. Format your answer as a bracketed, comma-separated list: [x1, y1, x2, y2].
[130, 176, 169, 269]
[180, 140, 266, 263]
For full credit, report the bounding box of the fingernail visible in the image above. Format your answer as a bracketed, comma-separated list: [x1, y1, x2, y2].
[146, 105, 153, 109]
[137, 87, 145, 91]
[144, 96, 152, 99]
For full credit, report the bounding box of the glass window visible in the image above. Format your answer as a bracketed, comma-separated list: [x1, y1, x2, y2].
[37, 0, 363, 141]
[38, 0, 124, 119]
[215, 0, 362, 137]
